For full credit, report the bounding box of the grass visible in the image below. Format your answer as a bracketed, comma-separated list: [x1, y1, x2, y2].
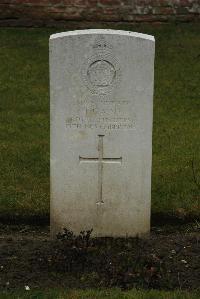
[1, 289, 200, 299]
[0, 24, 199, 219]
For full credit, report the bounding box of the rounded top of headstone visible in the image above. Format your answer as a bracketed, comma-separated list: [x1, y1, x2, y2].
[50, 29, 155, 42]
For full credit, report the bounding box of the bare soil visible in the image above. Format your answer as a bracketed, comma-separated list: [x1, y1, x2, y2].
[0, 224, 199, 291]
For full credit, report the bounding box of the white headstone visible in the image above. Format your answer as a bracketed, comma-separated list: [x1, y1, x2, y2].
[50, 29, 155, 238]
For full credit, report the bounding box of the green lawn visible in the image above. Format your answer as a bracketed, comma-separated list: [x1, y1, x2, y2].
[1, 289, 200, 299]
[0, 24, 199, 219]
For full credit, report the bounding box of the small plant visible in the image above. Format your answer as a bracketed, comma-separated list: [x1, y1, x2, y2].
[55, 228, 93, 272]
[57, 228, 75, 242]
[57, 228, 93, 249]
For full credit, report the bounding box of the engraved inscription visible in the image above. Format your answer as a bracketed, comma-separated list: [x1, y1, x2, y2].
[69, 36, 135, 131]
[65, 96, 136, 130]
[66, 123, 135, 130]
[79, 135, 122, 204]
[92, 35, 113, 51]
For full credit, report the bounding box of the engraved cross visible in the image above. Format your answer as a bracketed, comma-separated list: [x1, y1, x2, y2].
[79, 135, 122, 204]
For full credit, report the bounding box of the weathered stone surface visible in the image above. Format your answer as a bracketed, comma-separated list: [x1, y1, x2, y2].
[50, 29, 155, 237]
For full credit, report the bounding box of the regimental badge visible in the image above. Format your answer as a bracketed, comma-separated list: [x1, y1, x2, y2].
[82, 36, 121, 95]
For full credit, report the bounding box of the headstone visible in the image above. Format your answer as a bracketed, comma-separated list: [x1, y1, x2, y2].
[50, 29, 155, 238]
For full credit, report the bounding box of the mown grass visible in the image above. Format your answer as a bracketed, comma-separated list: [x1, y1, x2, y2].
[1, 288, 200, 299]
[0, 24, 199, 219]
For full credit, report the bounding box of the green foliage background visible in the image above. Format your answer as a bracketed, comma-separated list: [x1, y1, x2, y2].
[0, 24, 199, 219]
